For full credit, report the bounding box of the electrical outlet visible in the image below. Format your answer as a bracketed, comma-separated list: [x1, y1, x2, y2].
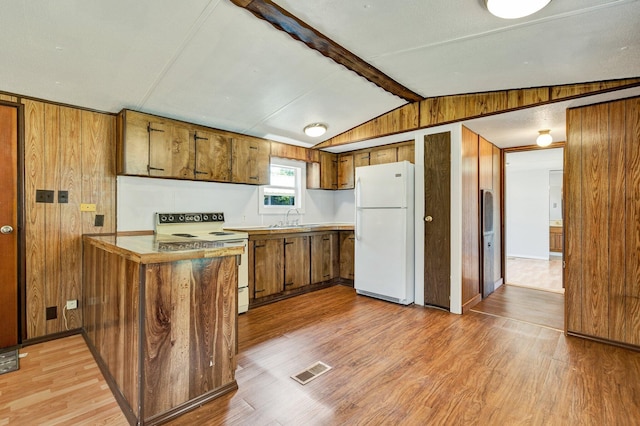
[66, 299, 78, 310]
[80, 203, 96, 212]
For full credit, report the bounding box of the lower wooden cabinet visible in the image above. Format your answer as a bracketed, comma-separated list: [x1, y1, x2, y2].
[549, 226, 563, 252]
[253, 239, 284, 298]
[339, 231, 355, 281]
[284, 236, 310, 290]
[310, 232, 339, 284]
[249, 231, 346, 306]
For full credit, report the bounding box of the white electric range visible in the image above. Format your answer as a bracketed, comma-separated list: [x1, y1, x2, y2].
[155, 212, 249, 313]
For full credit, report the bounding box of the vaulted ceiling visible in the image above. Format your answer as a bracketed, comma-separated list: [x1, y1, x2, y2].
[1, 0, 639, 149]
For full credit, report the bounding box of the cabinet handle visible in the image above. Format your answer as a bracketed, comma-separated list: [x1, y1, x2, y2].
[250, 146, 258, 150]
[285, 282, 294, 287]
[147, 165, 165, 172]
[195, 170, 208, 175]
[284, 241, 294, 246]
[194, 133, 208, 141]
[147, 124, 164, 133]
[255, 289, 265, 293]
[255, 244, 266, 248]
[250, 176, 258, 180]
[323, 237, 330, 241]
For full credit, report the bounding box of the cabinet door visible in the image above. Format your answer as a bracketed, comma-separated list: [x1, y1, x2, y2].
[253, 239, 284, 298]
[339, 231, 355, 280]
[194, 130, 232, 182]
[148, 120, 191, 178]
[311, 233, 339, 283]
[397, 143, 415, 164]
[232, 137, 270, 184]
[338, 154, 354, 189]
[354, 151, 370, 168]
[119, 110, 150, 175]
[284, 236, 310, 290]
[320, 151, 338, 189]
[369, 147, 397, 165]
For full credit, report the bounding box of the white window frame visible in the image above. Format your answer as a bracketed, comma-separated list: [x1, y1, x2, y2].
[258, 158, 306, 215]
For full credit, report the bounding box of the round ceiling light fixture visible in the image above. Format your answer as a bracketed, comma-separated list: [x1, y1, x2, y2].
[485, 0, 551, 19]
[536, 129, 553, 147]
[303, 123, 327, 137]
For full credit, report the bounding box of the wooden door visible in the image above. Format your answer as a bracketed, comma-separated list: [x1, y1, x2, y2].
[423, 132, 451, 309]
[253, 239, 284, 298]
[194, 130, 232, 182]
[337, 154, 354, 189]
[0, 104, 19, 348]
[284, 236, 310, 290]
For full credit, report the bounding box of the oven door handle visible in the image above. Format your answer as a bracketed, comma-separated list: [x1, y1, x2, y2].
[221, 239, 248, 246]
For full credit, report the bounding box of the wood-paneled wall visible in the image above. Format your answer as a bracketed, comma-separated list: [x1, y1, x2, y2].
[460, 127, 502, 311]
[461, 126, 480, 309]
[317, 78, 640, 149]
[565, 96, 640, 347]
[23, 99, 115, 339]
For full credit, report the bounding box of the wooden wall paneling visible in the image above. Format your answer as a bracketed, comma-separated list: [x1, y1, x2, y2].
[479, 136, 493, 190]
[317, 78, 640, 149]
[23, 100, 46, 338]
[492, 145, 502, 286]
[565, 107, 583, 333]
[624, 97, 640, 346]
[0, 94, 18, 102]
[465, 91, 508, 118]
[58, 106, 83, 331]
[608, 100, 627, 343]
[44, 104, 62, 335]
[580, 103, 610, 338]
[506, 88, 549, 109]
[81, 110, 116, 234]
[461, 126, 480, 308]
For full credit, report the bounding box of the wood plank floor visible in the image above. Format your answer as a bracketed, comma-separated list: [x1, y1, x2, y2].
[2, 285, 639, 425]
[471, 284, 564, 331]
[0, 334, 127, 425]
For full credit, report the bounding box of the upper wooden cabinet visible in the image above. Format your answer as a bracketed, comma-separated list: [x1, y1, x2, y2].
[118, 110, 192, 178]
[307, 151, 338, 190]
[193, 129, 232, 182]
[231, 135, 270, 185]
[396, 143, 415, 164]
[118, 109, 270, 185]
[369, 147, 397, 165]
[338, 154, 354, 189]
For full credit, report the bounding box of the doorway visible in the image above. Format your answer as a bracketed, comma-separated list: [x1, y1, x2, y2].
[0, 103, 20, 349]
[504, 148, 564, 293]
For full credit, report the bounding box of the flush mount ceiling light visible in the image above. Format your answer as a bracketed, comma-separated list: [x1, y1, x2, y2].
[304, 123, 327, 137]
[485, 0, 551, 19]
[536, 129, 553, 147]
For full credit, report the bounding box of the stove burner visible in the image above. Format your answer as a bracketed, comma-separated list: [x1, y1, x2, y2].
[209, 231, 234, 236]
[172, 233, 196, 238]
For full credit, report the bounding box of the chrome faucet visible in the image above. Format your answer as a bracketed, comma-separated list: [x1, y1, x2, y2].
[284, 208, 300, 226]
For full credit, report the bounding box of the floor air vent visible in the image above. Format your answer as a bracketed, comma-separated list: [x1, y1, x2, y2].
[0, 349, 19, 375]
[291, 361, 332, 385]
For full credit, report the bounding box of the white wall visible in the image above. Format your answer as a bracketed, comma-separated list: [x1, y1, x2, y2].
[549, 170, 563, 222]
[505, 169, 550, 259]
[117, 176, 336, 231]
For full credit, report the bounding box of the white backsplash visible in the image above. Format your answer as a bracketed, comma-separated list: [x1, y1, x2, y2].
[117, 176, 341, 231]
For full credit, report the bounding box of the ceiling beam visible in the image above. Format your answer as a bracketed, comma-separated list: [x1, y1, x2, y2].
[229, 0, 423, 103]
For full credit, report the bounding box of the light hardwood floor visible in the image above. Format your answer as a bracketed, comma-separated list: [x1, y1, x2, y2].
[2, 285, 639, 425]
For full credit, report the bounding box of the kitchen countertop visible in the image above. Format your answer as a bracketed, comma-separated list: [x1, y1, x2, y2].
[83, 234, 244, 264]
[224, 223, 354, 236]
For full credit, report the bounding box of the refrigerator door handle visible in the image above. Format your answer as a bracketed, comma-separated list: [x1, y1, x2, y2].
[355, 178, 361, 240]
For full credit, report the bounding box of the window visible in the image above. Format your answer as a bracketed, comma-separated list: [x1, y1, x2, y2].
[259, 158, 305, 214]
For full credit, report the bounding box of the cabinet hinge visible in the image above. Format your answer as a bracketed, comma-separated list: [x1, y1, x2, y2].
[147, 123, 164, 133]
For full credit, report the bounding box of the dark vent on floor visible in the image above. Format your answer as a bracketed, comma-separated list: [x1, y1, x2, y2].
[291, 361, 332, 385]
[0, 349, 19, 375]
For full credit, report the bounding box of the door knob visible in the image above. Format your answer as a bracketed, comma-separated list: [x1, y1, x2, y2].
[424, 216, 433, 222]
[1, 225, 14, 234]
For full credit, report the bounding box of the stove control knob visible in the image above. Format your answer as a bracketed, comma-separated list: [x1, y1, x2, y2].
[160, 215, 167, 223]
[168, 215, 174, 222]
[202, 214, 209, 221]
[178, 215, 185, 222]
[194, 215, 201, 222]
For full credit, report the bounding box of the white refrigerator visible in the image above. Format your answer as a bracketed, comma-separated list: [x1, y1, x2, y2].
[354, 161, 415, 305]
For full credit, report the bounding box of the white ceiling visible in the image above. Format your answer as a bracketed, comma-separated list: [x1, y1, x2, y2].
[1, 0, 639, 149]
